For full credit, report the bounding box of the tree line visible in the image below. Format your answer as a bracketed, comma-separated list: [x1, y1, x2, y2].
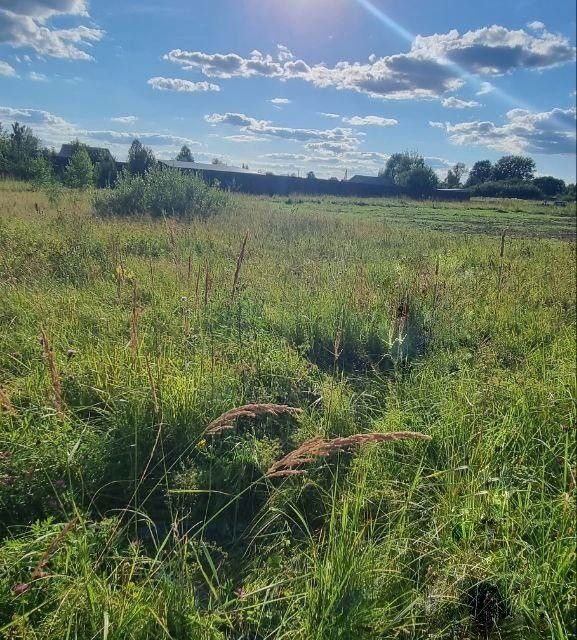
[1, 120, 574, 200]
[377, 151, 573, 200]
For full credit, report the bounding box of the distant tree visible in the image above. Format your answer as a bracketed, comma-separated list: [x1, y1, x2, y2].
[565, 183, 576, 200]
[94, 150, 118, 188]
[444, 162, 466, 188]
[241, 163, 249, 170]
[379, 151, 425, 184]
[64, 146, 94, 189]
[465, 160, 493, 187]
[532, 176, 565, 197]
[289, 172, 298, 178]
[491, 155, 535, 182]
[29, 155, 53, 187]
[329, 176, 339, 181]
[128, 139, 156, 175]
[397, 165, 439, 198]
[211, 157, 222, 165]
[306, 171, 316, 179]
[176, 145, 194, 162]
[8, 122, 42, 179]
[0, 123, 8, 174]
[265, 171, 274, 176]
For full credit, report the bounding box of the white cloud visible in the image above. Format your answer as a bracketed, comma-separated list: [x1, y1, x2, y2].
[204, 111, 361, 147]
[441, 97, 481, 109]
[223, 134, 268, 143]
[429, 121, 445, 129]
[0, 2, 104, 60]
[342, 115, 398, 126]
[110, 115, 138, 124]
[433, 106, 576, 155]
[0, 59, 16, 76]
[527, 21, 545, 31]
[319, 112, 341, 119]
[276, 44, 294, 62]
[163, 26, 575, 101]
[476, 81, 494, 96]
[147, 77, 220, 92]
[28, 70, 48, 81]
[269, 97, 292, 104]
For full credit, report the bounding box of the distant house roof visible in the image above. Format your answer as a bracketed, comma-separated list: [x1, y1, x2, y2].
[348, 175, 385, 185]
[57, 144, 114, 162]
[161, 160, 254, 174]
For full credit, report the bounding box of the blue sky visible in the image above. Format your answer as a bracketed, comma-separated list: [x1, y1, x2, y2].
[0, 0, 575, 180]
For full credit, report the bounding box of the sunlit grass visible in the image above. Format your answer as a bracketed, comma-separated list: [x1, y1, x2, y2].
[0, 181, 575, 639]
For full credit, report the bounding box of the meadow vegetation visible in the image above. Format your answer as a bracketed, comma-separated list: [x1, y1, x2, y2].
[0, 180, 575, 639]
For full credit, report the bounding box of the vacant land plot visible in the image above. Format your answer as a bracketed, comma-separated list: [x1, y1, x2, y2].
[0, 182, 575, 639]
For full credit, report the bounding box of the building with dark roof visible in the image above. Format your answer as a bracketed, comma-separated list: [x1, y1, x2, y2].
[57, 144, 115, 163]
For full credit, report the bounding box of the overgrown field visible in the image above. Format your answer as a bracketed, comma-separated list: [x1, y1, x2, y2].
[0, 182, 575, 639]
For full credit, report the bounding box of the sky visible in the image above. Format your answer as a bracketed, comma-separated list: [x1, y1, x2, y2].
[0, 0, 576, 181]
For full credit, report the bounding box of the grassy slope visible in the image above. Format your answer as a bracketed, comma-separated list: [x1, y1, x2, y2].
[0, 182, 575, 639]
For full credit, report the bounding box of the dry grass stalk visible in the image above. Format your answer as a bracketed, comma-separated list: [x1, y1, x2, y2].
[14, 518, 78, 593]
[266, 431, 431, 478]
[333, 317, 344, 367]
[129, 283, 140, 357]
[39, 328, 64, 418]
[0, 387, 17, 416]
[231, 231, 249, 301]
[145, 355, 160, 418]
[206, 403, 302, 436]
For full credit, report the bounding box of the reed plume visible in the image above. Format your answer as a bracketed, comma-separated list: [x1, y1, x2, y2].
[40, 328, 64, 418]
[266, 431, 431, 478]
[206, 403, 302, 436]
[0, 387, 16, 416]
[231, 231, 249, 301]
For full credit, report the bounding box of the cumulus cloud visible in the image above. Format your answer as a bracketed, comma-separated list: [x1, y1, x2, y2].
[0, 2, 104, 60]
[147, 77, 220, 92]
[204, 111, 361, 147]
[163, 25, 575, 101]
[342, 115, 398, 126]
[441, 96, 481, 108]
[527, 21, 545, 31]
[111, 115, 138, 124]
[432, 106, 576, 154]
[0, 59, 16, 75]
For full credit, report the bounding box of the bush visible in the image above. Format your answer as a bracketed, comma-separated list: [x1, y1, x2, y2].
[470, 180, 544, 200]
[93, 166, 229, 219]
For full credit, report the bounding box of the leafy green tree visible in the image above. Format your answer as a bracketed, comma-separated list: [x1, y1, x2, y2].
[8, 122, 43, 179]
[532, 176, 565, 197]
[29, 155, 53, 188]
[565, 183, 576, 200]
[128, 139, 156, 175]
[465, 160, 492, 187]
[491, 155, 536, 182]
[64, 147, 94, 189]
[176, 145, 194, 162]
[379, 151, 425, 184]
[397, 165, 439, 198]
[445, 162, 466, 188]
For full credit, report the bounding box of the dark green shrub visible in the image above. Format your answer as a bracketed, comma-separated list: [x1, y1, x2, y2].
[470, 180, 544, 200]
[93, 166, 228, 219]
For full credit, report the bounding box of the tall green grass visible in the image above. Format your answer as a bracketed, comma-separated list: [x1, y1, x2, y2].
[0, 182, 575, 639]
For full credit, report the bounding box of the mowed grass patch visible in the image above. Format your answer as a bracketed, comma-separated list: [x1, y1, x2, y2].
[0, 181, 575, 639]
